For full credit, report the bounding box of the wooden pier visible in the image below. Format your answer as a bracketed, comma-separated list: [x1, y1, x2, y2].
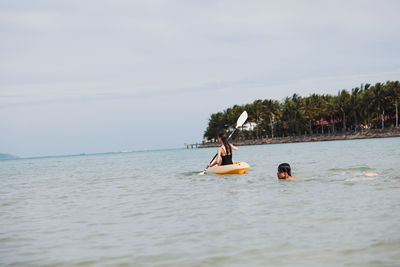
[184, 143, 200, 149]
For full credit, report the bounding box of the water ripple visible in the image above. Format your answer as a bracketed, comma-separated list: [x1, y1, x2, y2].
[1, 138, 400, 266]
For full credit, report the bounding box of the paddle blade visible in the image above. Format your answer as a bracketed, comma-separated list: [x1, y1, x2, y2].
[236, 111, 248, 128]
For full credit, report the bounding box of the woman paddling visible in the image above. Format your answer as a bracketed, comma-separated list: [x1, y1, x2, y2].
[208, 132, 238, 167]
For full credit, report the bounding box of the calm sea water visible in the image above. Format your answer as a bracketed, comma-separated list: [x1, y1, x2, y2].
[1, 138, 400, 266]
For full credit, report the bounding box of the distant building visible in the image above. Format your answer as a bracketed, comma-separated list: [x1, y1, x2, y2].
[203, 122, 258, 143]
[241, 122, 257, 131]
[203, 137, 215, 143]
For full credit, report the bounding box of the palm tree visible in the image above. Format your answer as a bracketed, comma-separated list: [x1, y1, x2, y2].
[325, 95, 336, 134]
[371, 83, 390, 130]
[314, 95, 328, 134]
[204, 80, 399, 141]
[251, 99, 264, 139]
[304, 94, 319, 135]
[262, 99, 281, 138]
[204, 112, 226, 140]
[292, 94, 306, 135]
[360, 84, 374, 129]
[350, 87, 362, 131]
[385, 81, 400, 128]
[336, 90, 351, 133]
[281, 94, 305, 136]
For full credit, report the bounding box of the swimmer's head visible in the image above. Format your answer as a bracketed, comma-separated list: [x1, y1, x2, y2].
[277, 163, 291, 179]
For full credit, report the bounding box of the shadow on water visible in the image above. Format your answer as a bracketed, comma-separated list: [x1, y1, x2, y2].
[180, 171, 250, 178]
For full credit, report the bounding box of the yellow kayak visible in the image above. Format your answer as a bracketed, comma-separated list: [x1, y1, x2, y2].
[208, 161, 250, 175]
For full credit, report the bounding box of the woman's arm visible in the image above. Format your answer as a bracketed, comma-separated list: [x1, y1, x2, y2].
[208, 148, 222, 167]
[230, 143, 238, 151]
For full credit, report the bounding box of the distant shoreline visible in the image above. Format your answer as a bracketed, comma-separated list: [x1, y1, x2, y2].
[199, 129, 400, 148]
[0, 148, 186, 161]
[0, 153, 19, 161]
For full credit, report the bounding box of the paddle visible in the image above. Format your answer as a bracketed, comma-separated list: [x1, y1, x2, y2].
[199, 111, 248, 175]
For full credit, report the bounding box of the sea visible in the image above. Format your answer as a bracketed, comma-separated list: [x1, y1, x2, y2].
[1, 137, 400, 266]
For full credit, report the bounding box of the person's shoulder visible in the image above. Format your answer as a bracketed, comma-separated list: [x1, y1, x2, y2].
[287, 176, 302, 180]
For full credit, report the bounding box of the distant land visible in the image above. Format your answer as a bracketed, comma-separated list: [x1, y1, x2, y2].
[0, 149, 183, 161]
[0, 153, 19, 161]
[204, 81, 399, 141]
[199, 129, 400, 148]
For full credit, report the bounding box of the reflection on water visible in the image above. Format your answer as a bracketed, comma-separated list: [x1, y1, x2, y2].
[1, 137, 400, 266]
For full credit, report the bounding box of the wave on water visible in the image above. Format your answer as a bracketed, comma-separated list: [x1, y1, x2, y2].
[2, 138, 400, 266]
[181, 171, 203, 177]
[328, 166, 375, 172]
[344, 176, 380, 183]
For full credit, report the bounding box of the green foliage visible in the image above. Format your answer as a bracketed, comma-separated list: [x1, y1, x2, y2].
[204, 81, 400, 140]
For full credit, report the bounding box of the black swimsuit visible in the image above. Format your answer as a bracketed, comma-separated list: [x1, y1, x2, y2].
[221, 146, 233, 165]
[221, 154, 233, 165]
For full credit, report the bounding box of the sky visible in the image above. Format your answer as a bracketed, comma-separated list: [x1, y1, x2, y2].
[1, 0, 400, 157]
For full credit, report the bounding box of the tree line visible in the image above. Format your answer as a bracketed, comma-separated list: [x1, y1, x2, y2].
[204, 81, 400, 141]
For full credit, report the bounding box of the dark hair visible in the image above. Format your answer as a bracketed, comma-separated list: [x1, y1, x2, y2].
[278, 163, 291, 176]
[218, 132, 231, 155]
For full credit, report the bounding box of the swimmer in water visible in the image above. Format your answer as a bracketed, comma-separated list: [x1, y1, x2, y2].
[363, 172, 378, 177]
[277, 163, 302, 180]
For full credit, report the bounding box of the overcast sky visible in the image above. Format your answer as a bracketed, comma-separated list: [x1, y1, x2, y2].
[1, 0, 400, 157]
